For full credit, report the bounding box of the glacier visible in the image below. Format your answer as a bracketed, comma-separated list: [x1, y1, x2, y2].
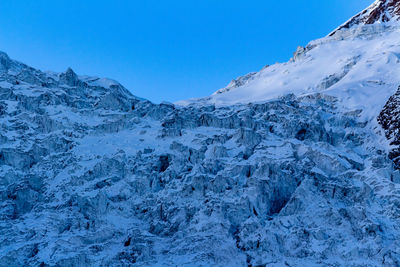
[2, 0, 400, 266]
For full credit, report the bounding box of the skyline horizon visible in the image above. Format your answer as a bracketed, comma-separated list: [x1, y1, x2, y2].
[0, 0, 372, 103]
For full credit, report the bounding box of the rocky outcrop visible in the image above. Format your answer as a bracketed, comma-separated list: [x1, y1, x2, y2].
[378, 85, 400, 168]
[330, 0, 400, 35]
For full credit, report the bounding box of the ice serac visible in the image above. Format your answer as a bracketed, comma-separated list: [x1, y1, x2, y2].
[3, 0, 400, 266]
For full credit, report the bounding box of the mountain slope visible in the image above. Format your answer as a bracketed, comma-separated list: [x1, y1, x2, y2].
[331, 0, 400, 34]
[2, 0, 400, 266]
[179, 0, 400, 123]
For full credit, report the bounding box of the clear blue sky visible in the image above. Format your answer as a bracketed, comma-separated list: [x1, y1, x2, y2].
[0, 0, 372, 103]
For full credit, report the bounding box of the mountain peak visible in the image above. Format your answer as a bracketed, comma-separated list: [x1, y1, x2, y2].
[59, 67, 79, 86]
[330, 0, 400, 35]
[0, 51, 11, 71]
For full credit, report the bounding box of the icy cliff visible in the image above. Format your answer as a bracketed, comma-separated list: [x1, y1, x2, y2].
[2, 0, 400, 266]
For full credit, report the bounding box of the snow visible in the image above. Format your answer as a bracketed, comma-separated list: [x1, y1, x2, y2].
[178, 23, 400, 123]
[3, 0, 400, 265]
[85, 77, 120, 89]
[0, 81, 12, 89]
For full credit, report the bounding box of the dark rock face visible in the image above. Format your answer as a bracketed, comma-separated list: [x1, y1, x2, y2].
[330, 0, 400, 36]
[378, 85, 400, 167]
[59, 68, 80, 87]
[366, 0, 400, 23]
[0, 52, 11, 72]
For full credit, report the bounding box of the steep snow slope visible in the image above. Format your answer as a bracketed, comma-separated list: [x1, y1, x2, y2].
[179, 1, 400, 123]
[2, 0, 400, 266]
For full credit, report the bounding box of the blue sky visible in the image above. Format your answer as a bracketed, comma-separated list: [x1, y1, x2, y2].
[0, 0, 372, 103]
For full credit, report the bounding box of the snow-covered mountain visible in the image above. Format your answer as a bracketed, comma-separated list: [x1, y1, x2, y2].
[2, 0, 400, 266]
[180, 0, 400, 121]
[331, 0, 400, 33]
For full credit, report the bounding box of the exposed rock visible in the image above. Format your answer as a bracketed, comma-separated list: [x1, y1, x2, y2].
[331, 0, 400, 35]
[378, 85, 400, 168]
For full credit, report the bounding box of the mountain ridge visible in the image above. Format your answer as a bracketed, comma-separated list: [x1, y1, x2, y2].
[330, 0, 400, 35]
[175, 1, 400, 128]
[2, 1, 400, 266]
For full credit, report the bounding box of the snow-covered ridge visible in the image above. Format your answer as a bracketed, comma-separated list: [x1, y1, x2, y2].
[2, 71, 400, 265]
[0, 51, 134, 102]
[177, 15, 400, 124]
[3, 0, 400, 265]
[1, 44, 400, 266]
[331, 0, 400, 35]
